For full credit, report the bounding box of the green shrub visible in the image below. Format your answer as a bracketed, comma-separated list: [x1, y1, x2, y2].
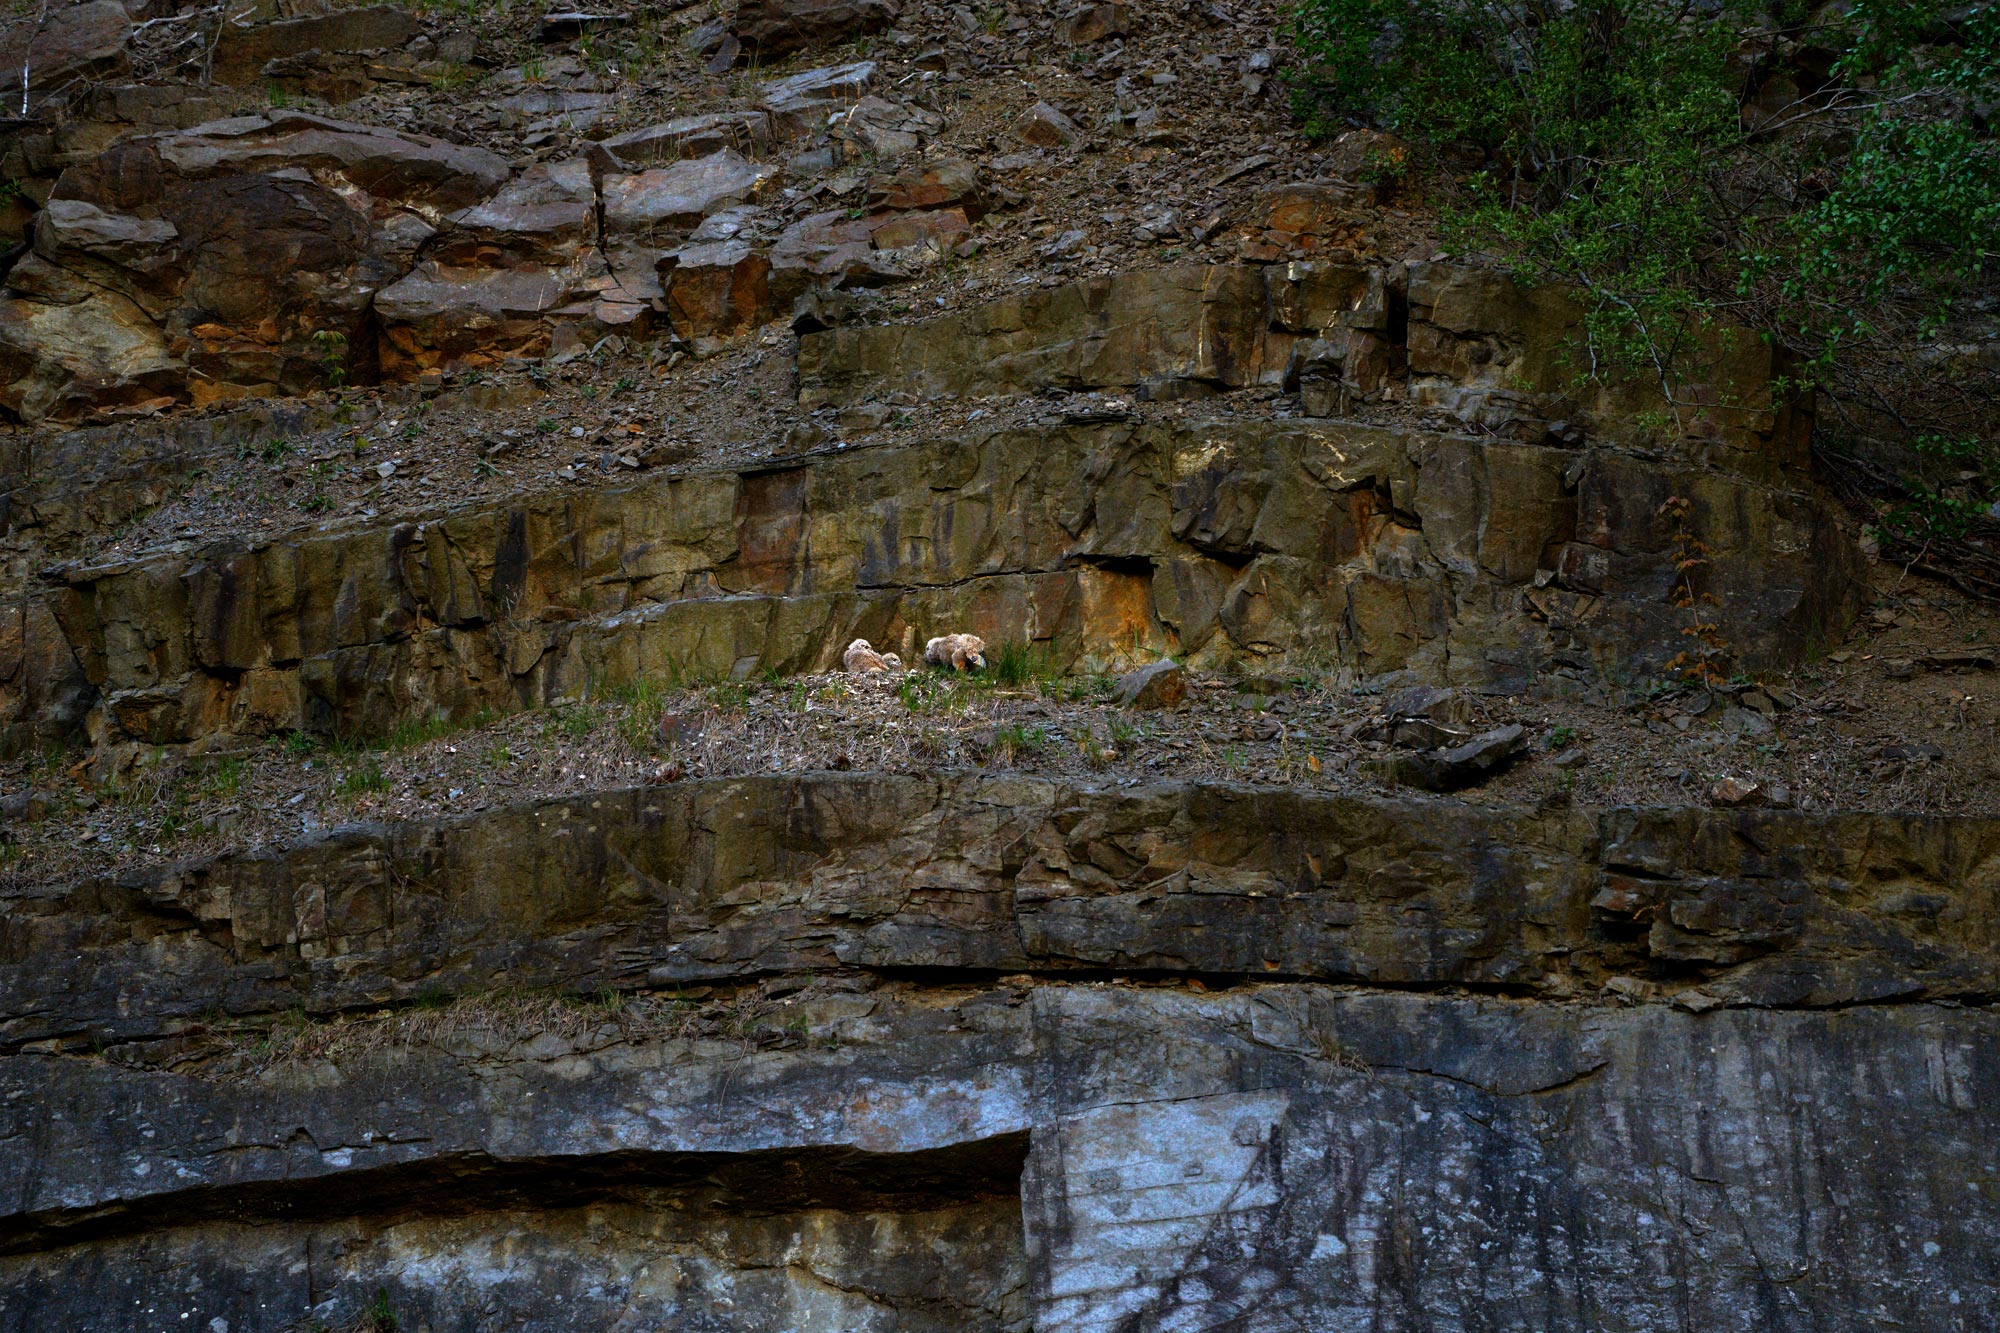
[1287, 0, 1999, 463]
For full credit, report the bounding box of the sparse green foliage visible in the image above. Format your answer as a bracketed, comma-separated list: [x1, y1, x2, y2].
[984, 640, 1051, 687]
[309, 330, 349, 390]
[337, 758, 388, 799]
[200, 757, 245, 798]
[1076, 728, 1114, 767]
[707, 680, 752, 712]
[608, 679, 670, 752]
[896, 671, 943, 713]
[1873, 435, 1999, 544]
[554, 703, 598, 740]
[1287, 0, 2000, 478]
[363, 1288, 400, 1333]
[991, 723, 1048, 762]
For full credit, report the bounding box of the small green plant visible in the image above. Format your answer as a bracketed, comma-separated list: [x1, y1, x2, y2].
[708, 680, 752, 712]
[1077, 729, 1114, 767]
[609, 679, 670, 752]
[200, 757, 245, 798]
[1548, 726, 1578, 751]
[381, 709, 477, 751]
[427, 61, 480, 92]
[554, 704, 597, 741]
[896, 671, 946, 714]
[299, 491, 333, 514]
[337, 759, 388, 798]
[363, 1287, 400, 1333]
[1874, 434, 1997, 545]
[309, 330, 349, 390]
[984, 640, 1049, 688]
[991, 723, 1048, 762]
[281, 730, 320, 758]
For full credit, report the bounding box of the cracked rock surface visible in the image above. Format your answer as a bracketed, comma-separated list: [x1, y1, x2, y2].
[0, 0, 1996, 1327]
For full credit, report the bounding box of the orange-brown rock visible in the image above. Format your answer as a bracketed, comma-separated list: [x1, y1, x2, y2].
[868, 206, 970, 253]
[210, 6, 421, 87]
[865, 159, 986, 217]
[0, 115, 508, 420]
[660, 240, 802, 340]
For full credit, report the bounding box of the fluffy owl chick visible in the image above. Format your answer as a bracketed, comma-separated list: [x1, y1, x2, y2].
[924, 633, 988, 673]
[843, 638, 898, 673]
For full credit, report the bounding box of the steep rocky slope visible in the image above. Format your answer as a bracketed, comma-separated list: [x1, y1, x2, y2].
[0, 1, 1997, 1330]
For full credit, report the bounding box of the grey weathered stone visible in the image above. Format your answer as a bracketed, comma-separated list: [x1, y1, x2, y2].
[1017, 100, 1085, 147]
[1, 974, 1995, 1331]
[760, 61, 879, 139]
[1374, 720, 1527, 791]
[599, 110, 773, 166]
[602, 148, 780, 233]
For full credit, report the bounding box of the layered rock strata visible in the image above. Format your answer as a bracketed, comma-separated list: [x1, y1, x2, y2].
[2, 775, 1995, 1331]
[3, 417, 1858, 749]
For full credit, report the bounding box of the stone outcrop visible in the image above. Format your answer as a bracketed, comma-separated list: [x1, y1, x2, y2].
[0, 87, 1015, 410]
[799, 263, 1813, 477]
[731, 0, 899, 58]
[0, 114, 509, 420]
[7, 987, 1995, 1332]
[376, 147, 780, 371]
[5, 416, 1857, 747]
[599, 109, 774, 167]
[208, 4, 423, 93]
[0, 17, 1955, 1327]
[0, 1, 131, 110]
[9, 775, 1999, 1044]
[2, 775, 1997, 1330]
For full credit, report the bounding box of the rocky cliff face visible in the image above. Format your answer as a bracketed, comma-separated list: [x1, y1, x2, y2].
[0, 1, 1992, 1330]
